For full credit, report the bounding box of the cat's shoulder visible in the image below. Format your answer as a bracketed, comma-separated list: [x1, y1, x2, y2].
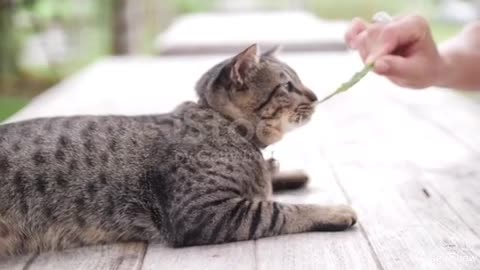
[172, 101, 229, 123]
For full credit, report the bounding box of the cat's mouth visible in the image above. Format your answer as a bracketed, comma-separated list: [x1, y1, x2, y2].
[292, 104, 315, 124]
[282, 104, 315, 131]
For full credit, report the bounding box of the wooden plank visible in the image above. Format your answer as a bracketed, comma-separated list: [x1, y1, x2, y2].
[312, 82, 477, 170]
[329, 165, 480, 270]
[257, 231, 377, 270]
[256, 138, 380, 270]
[27, 242, 146, 270]
[385, 86, 480, 154]
[419, 163, 480, 237]
[142, 242, 255, 270]
[381, 86, 480, 237]
[313, 85, 480, 269]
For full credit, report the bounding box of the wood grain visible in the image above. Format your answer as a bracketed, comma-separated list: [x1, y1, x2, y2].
[256, 143, 379, 270]
[26, 242, 146, 270]
[419, 164, 480, 237]
[315, 85, 480, 269]
[384, 87, 480, 237]
[387, 86, 480, 154]
[142, 242, 255, 270]
[330, 165, 480, 270]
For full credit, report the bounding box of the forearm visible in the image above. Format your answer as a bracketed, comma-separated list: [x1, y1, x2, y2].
[436, 22, 480, 90]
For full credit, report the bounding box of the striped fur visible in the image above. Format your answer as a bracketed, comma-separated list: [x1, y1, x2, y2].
[0, 45, 356, 257]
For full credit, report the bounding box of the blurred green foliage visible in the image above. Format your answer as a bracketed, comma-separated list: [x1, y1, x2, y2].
[307, 0, 409, 20]
[303, 0, 462, 42]
[432, 22, 462, 42]
[0, 0, 111, 94]
[0, 97, 29, 122]
[169, 0, 217, 13]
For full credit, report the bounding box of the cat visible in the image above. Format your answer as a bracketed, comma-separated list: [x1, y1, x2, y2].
[0, 44, 356, 257]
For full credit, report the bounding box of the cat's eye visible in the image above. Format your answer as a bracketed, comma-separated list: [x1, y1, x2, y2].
[283, 82, 293, 92]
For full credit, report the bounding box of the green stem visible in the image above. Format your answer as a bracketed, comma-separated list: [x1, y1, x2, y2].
[317, 63, 374, 104]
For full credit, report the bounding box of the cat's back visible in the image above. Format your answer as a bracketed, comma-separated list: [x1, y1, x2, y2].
[0, 116, 149, 212]
[0, 115, 145, 173]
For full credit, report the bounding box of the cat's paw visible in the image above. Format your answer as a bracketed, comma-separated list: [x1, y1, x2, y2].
[272, 170, 309, 191]
[313, 205, 357, 231]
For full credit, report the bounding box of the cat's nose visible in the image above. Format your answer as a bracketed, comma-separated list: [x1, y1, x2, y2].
[304, 89, 318, 102]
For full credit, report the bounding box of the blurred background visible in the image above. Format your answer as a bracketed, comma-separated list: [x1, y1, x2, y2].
[0, 0, 479, 122]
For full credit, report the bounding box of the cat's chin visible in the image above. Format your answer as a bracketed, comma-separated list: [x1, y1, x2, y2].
[282, 121, 307, 134]
[283, 115, 313, 133]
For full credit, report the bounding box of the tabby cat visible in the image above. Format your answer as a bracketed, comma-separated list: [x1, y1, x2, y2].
[0, 44, 356, 257]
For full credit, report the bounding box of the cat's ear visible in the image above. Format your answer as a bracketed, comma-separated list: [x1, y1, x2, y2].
[262, 45, 282, 58]
[230, 44, 260, 87]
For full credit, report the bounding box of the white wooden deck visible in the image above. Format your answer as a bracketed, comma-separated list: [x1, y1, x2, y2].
[1, 52, 480, 269]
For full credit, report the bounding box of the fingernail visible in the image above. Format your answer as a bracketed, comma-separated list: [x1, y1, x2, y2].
[374, 60, 389, 73]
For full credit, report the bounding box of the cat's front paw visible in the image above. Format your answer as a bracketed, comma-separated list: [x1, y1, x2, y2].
[313, 205, 357, 231]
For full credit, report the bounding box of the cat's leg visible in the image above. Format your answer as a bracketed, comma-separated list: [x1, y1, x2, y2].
[266, 158, 309, 191]
[170, 198, 357, 247]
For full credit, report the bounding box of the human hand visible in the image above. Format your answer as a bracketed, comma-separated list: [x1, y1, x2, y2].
[345, 15, 445, 89]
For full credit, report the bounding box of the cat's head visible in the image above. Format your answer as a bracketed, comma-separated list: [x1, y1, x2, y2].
[196, 44, 318, 147]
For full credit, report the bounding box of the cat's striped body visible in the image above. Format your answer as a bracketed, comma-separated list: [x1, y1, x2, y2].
[0, 45, 356, 257]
